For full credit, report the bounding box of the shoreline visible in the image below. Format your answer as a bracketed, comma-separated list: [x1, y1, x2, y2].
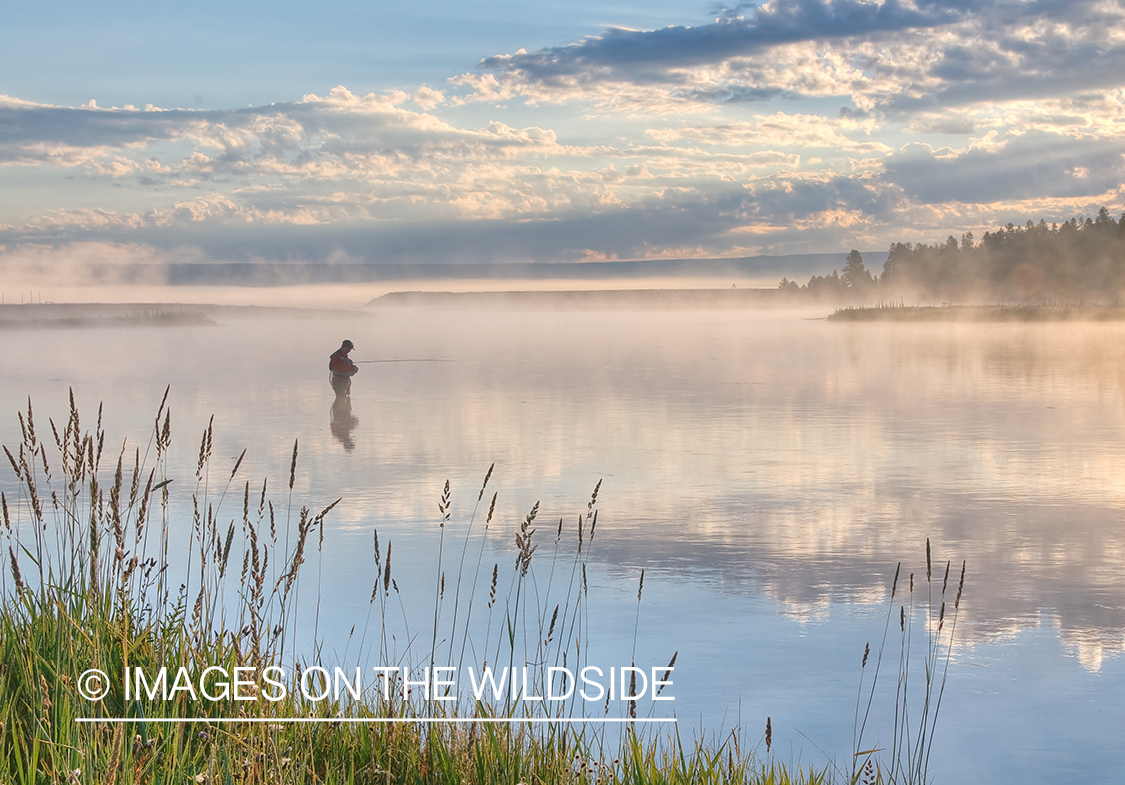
[0, 302, 370, 328]
[828, 304, 1125, 321]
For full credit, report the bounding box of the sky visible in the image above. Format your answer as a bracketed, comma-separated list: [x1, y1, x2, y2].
[2, 0, 1124, 268]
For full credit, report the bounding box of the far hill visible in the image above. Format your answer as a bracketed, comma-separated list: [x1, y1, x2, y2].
[364, 288, 799, 309]
[1, 253, 883, 287]
[159, 253, 882, 285]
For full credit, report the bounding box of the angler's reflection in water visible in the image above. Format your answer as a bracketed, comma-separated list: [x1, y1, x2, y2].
[330, 394, 359, 451]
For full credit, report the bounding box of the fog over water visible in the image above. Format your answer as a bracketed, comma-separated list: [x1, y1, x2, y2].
[2, 292, 1124, 782]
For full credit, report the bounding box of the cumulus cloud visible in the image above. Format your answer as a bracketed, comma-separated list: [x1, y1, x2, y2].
[0, 100, 216, 165]
[411, 86, 446, 110]
[879, 3, 1125, 112]
[882, 131, 1125, 204]
[0, 184, 753, 264]
[745, 173, 895, 223]
[5, 1, 1125, 269]
[0, 87, 567, 177]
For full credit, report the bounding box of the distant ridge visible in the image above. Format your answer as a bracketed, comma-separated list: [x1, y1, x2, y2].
[0, 253, 882, 287]
[159, 253, 878, 285]
[365, 288, 798, 310]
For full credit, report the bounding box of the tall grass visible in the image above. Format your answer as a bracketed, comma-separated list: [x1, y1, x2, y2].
[851, 541, 967, 785]
[0, 391, 836, 784]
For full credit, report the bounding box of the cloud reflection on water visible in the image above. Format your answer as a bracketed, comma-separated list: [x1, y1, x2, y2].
[2, 304, 1124, 671]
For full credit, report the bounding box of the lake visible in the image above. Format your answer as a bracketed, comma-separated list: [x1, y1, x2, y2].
[2, 303, 1124, 783]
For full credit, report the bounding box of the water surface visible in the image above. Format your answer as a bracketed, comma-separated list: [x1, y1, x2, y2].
[2, 305, 1124, 782]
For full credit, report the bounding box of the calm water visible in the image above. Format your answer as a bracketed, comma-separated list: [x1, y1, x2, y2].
[3, 305, 1125, 782]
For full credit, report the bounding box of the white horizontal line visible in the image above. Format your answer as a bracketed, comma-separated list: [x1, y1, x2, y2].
[77, 717, 675, 724]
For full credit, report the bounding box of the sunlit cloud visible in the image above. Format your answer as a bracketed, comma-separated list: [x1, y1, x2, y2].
[646, 113, 890, 153]
[3, 1, 1125, 268]
[882, 131, 1125, 204]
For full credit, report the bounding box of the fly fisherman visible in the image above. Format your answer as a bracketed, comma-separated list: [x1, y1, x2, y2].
[329, 339, 358, 397]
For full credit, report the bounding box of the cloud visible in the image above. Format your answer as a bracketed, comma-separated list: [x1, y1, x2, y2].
[676, 84, 800, 104]
[411, 86, 446, 110]
[882, 132, 1125, 204]
[5, 0, 1125, 270]
[2, 159, 911, 267]
[482, 1, 958, 83]
[879, 4, 1125, 111]
[647, 113, 890, 153]
[0, 184, 754, 264]
[465, 0, 1125, 119]
[745, 173, 895, 223]
[6, 87, 850, 240]
[0, 101, 202, 165]
[0, 86, 565, 170]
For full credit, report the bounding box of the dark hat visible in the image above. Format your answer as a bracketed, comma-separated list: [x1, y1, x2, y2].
[341, 340, 354, 350]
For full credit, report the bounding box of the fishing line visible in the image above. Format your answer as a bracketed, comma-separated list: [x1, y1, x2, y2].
[354, 358, 514, 400]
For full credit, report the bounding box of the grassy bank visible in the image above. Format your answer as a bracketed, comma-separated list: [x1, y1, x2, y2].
[1, 392, 959, 784]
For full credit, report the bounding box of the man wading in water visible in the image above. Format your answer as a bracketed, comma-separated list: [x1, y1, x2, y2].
[329, 339, 359, 397]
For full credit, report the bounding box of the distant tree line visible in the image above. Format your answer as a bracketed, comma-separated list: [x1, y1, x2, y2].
[779, 208, 1125, 302]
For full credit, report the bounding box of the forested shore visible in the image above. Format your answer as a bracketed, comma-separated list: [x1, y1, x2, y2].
[781, 209, 1125, 303]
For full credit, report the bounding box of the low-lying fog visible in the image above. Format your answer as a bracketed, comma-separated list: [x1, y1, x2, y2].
[2, 284, 1124, 782]
[3, 293, 1124, 652]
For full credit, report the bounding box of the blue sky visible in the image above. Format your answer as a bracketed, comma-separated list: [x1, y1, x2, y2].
[1, 1, 704, 109]
[2, 0, 1124, 267]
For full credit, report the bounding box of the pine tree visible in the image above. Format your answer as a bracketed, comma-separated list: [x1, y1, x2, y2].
[842, 249, 873, 289]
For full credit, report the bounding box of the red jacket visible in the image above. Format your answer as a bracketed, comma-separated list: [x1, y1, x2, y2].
[329, 349, 357, 376]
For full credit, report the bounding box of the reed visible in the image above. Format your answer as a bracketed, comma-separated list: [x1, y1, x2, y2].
[850, 540, 966, 784]
[1, 391, 906, 784]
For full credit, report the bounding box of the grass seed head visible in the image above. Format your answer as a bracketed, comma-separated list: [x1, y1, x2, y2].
[478, 463, 494, 502]
[288, 438, 298, 490]
[658, 651, 677, 695]
[383, 541, 393, 595]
